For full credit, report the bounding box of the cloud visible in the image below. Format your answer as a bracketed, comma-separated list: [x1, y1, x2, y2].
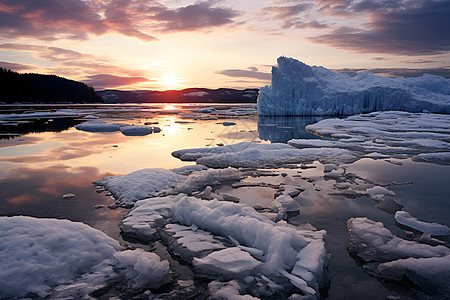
[84, 74, 153, 89]
[0, 0, 241, 41]
[0, 61, 35, 71]
[149, 1, 241, 32]
[308, 0, 450, 55]
[216, 68, 271, 81]
[259, 2, 328, 29]
[334, 67, 450, 79]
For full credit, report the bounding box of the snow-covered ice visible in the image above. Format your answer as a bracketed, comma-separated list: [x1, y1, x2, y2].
[94, 168, 181, 206]
[0, 216, 170, 299]
[289, 111, 450, 165]
[75, 120, 124, 132]
[118, 193, 329, 298]
[347, 217, 448, 262]
[347, 217, 449, 298]
[395, 211, 450, 236]
[95, 167, 241, 207]
[173, 142, 358, 168]
[120, 125, 153, 136]
[258, 56, 450, 116]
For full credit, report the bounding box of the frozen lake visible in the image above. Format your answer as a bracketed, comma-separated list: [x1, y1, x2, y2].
[0, 104, 449, 299]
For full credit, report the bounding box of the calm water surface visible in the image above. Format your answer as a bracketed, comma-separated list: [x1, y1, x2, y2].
[0, 104, 449, 299]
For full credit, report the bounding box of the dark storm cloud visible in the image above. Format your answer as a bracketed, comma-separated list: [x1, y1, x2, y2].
[0, 0, 108, 40]
[84, 74, 153, 89]
[309, 0, 450, 55]
[0, 0, 240, 41]
[216, 68, 271, 81]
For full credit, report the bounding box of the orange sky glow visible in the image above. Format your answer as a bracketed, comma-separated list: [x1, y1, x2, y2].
[0, 0, 449, 91]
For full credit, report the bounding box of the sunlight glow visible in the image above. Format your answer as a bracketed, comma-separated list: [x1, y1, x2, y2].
[157, 74, 184, 90]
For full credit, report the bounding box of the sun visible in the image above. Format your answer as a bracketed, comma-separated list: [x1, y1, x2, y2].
[158, 74, 183, 90]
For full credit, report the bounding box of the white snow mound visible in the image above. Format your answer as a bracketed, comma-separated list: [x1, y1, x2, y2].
[0, 216, 170, 299]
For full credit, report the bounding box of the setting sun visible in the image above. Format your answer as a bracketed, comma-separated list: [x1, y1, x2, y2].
[157, 74, 184, 90]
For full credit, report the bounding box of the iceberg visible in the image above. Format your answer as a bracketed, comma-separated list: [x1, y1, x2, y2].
[258, 57, 450, 116]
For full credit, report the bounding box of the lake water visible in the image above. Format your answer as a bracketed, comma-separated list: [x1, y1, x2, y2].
[1, 104, 449, 299]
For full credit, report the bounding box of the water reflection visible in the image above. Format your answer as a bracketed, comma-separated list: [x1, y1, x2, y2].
[0, 117, 84, 139]
[258, 116, 331, 143]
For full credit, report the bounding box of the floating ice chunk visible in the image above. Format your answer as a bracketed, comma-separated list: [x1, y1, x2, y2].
[0, 216, 169, 299]
[62, 192, 75, 199]
[120, 195, 178, 242]
[174, 167, 241, 194]
[82, 115, 99, 119]
[194, 247, 262, 279]
[271, 194, 300, 222]
[193, 107, 216, 113]
[164, 223, 226, 263]
[113, 249, 170, 289]
[75, 120, 124, 132]
[223, 121, 236, 126]
[0, 110, 83, 121]
[170, 196, 328, 295]
[395, 211, 450, 236]
[374, 256, 450, 297]
[208, 280, 259, 300]
[258, 56, 450, 116]
[120, 125, 153, 136]
[366, 186, 396, 198]
[170, 164, 207, 175]
[347, 217, 448, 262]
[94, 168, 180, 206]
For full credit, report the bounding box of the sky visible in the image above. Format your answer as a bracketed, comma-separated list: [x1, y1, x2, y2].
[0, 0, 449, 91]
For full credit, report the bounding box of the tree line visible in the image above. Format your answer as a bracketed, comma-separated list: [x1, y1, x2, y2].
[0, 68, 102, 103]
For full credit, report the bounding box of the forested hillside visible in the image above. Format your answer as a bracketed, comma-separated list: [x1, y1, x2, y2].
[0, 68, 102, 103]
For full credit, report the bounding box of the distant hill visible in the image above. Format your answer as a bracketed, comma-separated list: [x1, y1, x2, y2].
[97, 88, 259, 104]
[0, 68, 102, 104]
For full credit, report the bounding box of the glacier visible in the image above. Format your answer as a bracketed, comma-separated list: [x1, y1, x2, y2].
[258, 57, 450, 116]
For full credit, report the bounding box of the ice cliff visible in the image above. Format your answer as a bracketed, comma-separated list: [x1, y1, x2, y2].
[258, 57, 450, 116]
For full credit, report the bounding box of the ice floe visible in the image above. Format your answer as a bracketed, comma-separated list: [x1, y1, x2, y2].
[289, 111, 450, 165]
[0, 216, 169, 299]
[120, 125, 153, 136]
[173, 142, 358, 168]
[347, 217, 449, 298]
[95, 167, 241, 207]
[118, 194, 329, 298]
[75, 120, 124, 132]
[258, 56, 450, 116]
[395, 211, 450, 236]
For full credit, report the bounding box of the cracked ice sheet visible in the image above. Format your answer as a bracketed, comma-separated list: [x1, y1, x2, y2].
[300, 111, 450, 164]
[173, 142, 358, 168]
[296, 112, 450, 165]
[121, 194, 329, 297]
[0, 216, 170, 299]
